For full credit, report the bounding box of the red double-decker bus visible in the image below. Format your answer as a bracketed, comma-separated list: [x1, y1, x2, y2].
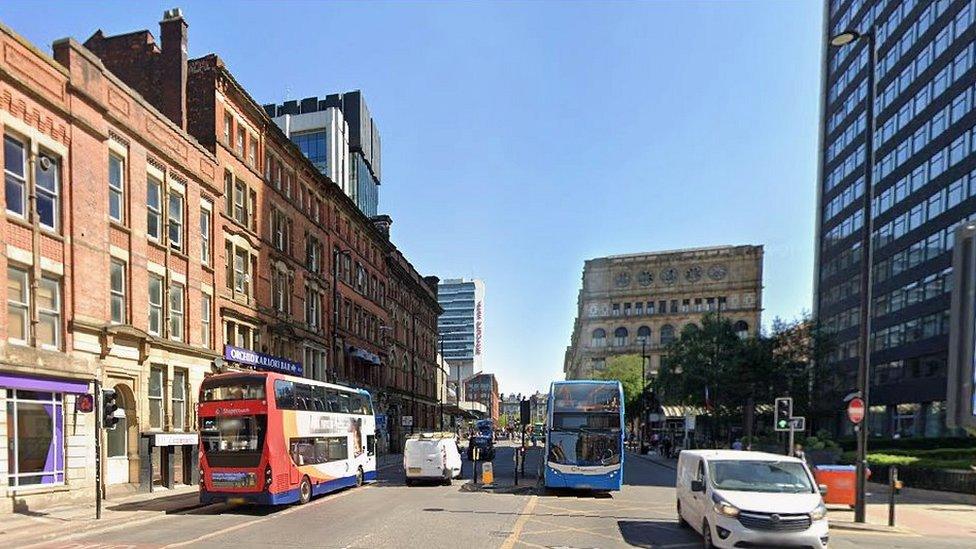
[198, 371, 377, 505]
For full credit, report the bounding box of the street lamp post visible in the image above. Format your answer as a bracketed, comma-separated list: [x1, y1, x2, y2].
[829, 28, 877, 524]
[641, 339, 647, 453]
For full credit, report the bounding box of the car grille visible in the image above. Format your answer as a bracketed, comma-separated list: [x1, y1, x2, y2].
[737, 511, 812, 532]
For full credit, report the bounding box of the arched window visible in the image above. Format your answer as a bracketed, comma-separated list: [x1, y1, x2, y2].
[636, 326, 651, 344]
[614, 327, 628, 347]
[591, 328, 607, 347]
[734, 320, 749, 339]
[660, 324, 675, 345]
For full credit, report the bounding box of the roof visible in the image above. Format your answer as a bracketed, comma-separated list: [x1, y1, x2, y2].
[681, 450, 803, 463]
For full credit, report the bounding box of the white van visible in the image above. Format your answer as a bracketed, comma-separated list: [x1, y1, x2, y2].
[676, 450, 829, 549]
[403, 433, 463, 486]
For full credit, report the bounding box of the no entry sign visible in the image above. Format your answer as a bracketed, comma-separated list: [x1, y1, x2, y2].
[847, 397, 865, 424]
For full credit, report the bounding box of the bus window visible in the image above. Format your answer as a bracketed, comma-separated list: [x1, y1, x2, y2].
[201, 377, 266, 401]
[366, 434, 376, 456]
[326, 389, 340, 412]
[294, 383, 313, 411]
[350, 395, 363, 414]
[312, 386, 327, 411]
[338, 392, 351, 414]
[274, 380, 295, 409]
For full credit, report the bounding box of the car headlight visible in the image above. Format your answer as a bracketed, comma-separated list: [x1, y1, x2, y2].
[711, 493, 740, 517]
[810, 502, 827, 521]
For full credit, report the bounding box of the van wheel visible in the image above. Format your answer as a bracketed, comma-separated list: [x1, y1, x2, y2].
[298, 476, 312, 505]
[676, 501, 689, 528]
[701, 520, 715, 549]
[356, 467, 364, 487]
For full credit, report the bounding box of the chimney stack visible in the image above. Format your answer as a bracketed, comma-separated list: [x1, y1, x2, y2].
[159, 8, 188, 129]
[370, 214, 393, 240]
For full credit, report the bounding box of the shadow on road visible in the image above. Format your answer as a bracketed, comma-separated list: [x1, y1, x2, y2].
[421, 507, 660, 521]
[617, 520, 700, 548]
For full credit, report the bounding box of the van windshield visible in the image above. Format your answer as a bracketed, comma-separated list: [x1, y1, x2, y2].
[707, 460, 814, 494]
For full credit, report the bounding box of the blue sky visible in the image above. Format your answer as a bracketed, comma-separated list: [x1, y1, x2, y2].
[2, 0, 824, 395]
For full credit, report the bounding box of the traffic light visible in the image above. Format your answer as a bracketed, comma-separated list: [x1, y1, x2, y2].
[103, 389, 119, 430]
[519, 400, 531, 426]
[774, 397, 792, 432]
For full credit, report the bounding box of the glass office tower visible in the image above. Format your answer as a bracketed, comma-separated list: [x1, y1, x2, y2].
[437, 279, 486, 382]
[816, 0, 975, 438]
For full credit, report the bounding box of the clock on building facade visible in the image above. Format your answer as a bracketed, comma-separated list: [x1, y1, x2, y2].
[708, 264, 728, 281]
[638, 270, 653, 286]
[661, 267, 677, 285]
[614, 272, 631, 287]
[685, 265, 702, 282]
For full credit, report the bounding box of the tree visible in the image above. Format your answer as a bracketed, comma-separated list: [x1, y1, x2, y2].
[595, 354, 646, 427]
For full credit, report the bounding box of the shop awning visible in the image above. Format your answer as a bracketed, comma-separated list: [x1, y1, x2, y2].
[348, 346, 381, 365]
[661, 405, 705, 418]
[0, 372, 89, 394]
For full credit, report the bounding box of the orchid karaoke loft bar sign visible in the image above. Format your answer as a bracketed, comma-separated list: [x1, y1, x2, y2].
[224, 345, 303, 376]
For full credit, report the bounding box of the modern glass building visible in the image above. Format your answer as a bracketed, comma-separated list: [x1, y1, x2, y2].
[264, 90, 381, 217]
[437, 278, 485, 382]
[815, 0, 975, 438]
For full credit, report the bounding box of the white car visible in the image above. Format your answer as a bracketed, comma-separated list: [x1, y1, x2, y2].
[403, 433, 463, 486]
[676, 450, 829, 549]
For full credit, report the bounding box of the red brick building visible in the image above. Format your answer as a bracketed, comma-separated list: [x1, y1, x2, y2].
[0, 11, 441, 512]
[465, 373, 500, 422]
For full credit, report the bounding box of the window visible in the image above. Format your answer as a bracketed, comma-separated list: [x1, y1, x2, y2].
[893, 403, 920, 438]
[291, 130, 328, 173]
[234, 248, 250, 294]
[36, 276, 60, 349]
[272, 267, 289, 313]
[6, 265, 29, 344]
[4, 135, 26, 217]
[109, 153, 125, 223]
[168, 193, 183, 251]
[109, 260, 128, 324]
[149, 366, 164, 429]
[248, 134, 257, 167]
[613, 327, 628, 347]
[169, 283, 184, 341]
[660, 325, 675, 345]
[7, 390, 64, 487]
[172, 370, 186, 430]
[233, 180, 247, 225]
[734, 320, 749, 339]
[637, 325, 651, 344]
[236, 124, 244, 155]
[148, 274, 163, 335]
[200, 207, 211, 265]
[201, 293, 212, 348]
[271, 207, 289, 252]
[306, 236, 320, 273]
[147, 175, 162, 240]
[223, 112, 232, 145]
[591, 328, 606, 347]
[305, 286, 321, 328]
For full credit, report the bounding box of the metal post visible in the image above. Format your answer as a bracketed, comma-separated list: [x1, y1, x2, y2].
[888, 465, 898, 526]
[411, 313, 417, 435]
[640, 339, 647, 453]
[854, 30, 878, 524]
[788, 425, 795, 457]
[94, 379, 102, 520]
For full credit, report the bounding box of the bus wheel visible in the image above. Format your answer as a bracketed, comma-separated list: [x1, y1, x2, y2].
[298, 476, 312, 505]
[356, 467, 364, 487]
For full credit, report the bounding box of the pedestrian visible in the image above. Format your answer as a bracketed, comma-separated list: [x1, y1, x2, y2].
[732, 438, 743, 451]
[794, 443, 806, 462]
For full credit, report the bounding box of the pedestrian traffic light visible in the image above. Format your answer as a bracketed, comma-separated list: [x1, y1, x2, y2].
[103, 389, 119, 430]
[519, 400, 531, 426]
[774, 397, 793, 432]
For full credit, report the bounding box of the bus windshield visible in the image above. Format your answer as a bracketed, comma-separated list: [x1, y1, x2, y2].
[552, 384, 620, 413]
[201, 415, 266, 467]
[548, 430, 621, 467]
[201, 377, 266, 402]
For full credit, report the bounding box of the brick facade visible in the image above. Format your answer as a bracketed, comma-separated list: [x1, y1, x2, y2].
[0, 11, 440, 512]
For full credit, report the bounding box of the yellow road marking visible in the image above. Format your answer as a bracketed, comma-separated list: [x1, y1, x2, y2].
[501, 495, 538, 549]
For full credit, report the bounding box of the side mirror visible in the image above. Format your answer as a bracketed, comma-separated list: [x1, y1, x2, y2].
[818, 484, 828, 496]
[691, 480, 705, 493]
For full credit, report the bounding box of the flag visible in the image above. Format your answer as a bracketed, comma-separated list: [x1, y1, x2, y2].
[704, 386, 713, 411]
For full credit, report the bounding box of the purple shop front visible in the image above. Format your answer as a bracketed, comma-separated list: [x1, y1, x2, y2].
[1, 372, 88, 488]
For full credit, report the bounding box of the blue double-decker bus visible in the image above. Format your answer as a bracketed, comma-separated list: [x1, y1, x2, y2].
[544, 380, 624, 491]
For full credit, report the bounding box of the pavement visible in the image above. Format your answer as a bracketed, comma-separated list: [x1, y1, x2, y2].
[3, 443, 974, 548]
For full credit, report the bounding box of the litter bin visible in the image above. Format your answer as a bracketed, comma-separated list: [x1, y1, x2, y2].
[814, 465, 870, 507]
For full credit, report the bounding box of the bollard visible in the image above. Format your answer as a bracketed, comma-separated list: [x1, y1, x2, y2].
[482, 462, 494, 484]
[473, 447, 480, 484]
[514, 446, 519, 485]
[888, 465, 902, 527]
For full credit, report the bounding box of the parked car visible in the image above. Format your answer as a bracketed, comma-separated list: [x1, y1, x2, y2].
[404, 433, 462, 486]
[467, 434, 495, 461]
[676, 450, 829, 549]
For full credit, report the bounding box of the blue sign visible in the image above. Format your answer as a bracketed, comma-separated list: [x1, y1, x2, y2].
[375, 414, 387, 431]
[223, 345, 303, 376]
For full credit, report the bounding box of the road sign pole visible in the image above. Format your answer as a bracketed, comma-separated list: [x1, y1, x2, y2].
[788, 425, 795, 457]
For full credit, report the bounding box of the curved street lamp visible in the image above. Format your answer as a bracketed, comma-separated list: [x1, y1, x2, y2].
[829, 30, 861, 47]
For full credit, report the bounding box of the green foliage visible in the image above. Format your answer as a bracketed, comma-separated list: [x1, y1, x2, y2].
[801, 430, 841, 451]
[837, 436, 975, 452]
[841, 450, 976, 471]
[596, 354, 646, 423]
